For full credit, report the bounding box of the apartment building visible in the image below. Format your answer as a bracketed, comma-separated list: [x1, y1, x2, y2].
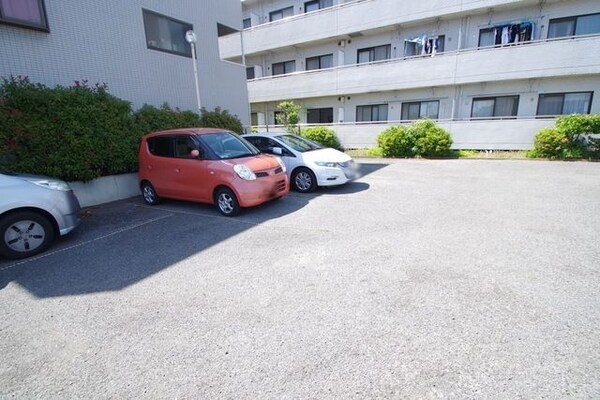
[220, 0, 600, 149]
[0, 0, 249, 124]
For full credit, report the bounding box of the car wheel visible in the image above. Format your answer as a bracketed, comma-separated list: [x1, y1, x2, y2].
[215, 187, 241, 216]
[0, 211, 55, 259]
[292, 167, 317, 193]
[141, 181, 161, 205]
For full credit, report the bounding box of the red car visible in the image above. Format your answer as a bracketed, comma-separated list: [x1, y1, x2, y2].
[138, 128, 289, 216]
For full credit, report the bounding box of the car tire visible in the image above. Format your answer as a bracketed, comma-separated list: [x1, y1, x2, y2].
[0, 211, 55, 259]
[215, 187, 241, 216]
[292, 167, 317, 193]
[141, 181, 161, 205]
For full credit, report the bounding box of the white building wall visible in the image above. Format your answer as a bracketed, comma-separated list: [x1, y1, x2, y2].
[0, 0, 249, 125]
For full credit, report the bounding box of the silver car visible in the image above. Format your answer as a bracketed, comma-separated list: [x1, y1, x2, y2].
[0, 173, 81, 259]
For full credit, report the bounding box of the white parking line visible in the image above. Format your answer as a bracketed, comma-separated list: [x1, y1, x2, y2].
[133, 203, 261, 226]
[0, 214, 174, 271]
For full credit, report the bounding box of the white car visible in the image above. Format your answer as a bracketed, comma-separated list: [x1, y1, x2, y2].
[243, 133, 358, 193]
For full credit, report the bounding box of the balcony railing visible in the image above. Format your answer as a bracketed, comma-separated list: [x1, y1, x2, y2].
[246, 34, 600, 103]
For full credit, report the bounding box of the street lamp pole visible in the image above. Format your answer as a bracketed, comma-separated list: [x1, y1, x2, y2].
[185, 30, 201, 113]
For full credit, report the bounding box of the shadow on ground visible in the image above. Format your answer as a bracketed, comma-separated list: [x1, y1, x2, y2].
[0, 162, 388, 297]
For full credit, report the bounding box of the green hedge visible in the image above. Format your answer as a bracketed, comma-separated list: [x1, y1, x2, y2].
[0, 77, 243, 181]
[528, 114, 600, 159]
[376, 119, 453, 157]
[301, 126, 342, 150]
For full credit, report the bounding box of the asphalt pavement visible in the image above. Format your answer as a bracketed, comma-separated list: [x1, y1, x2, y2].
[1, 159, 599, 399]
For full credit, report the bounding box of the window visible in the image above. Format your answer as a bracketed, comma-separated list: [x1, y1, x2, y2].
[243, 18, 251, 29]
[404, 36, 445, 56]
[246, 67, 255, 80]
[548, 13, 600, 38]
[304, 0, 332, 13]
[537, 92, 593, 116]
[471, 96, 519, 118]
[306, 54, 333, 70]
[147, 136, 172, 157]
[401, 101, 440, 120]
[244, 136, 285, 155]
[250, 113, 258, 126]
[356, 105, 388, 122]
[0, 0, 48, 30]
[143, 9, 192, 57]
[478, 23, 533, 47]
[174, 136, 197, 159]
[269, 6, 293, 22]
[357, 45, 391, 63]
[307, 108, 334, 124]
[272, 60, 296, 76]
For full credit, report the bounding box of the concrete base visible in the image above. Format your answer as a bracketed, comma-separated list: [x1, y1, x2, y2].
[69, 173, 139, 208]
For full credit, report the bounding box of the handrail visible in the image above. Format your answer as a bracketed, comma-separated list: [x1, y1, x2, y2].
[247, 33, 600, 82]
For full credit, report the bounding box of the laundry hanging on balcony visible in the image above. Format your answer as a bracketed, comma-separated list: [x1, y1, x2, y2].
[404, 35, 445, 57]
[480, 22, 534, 47]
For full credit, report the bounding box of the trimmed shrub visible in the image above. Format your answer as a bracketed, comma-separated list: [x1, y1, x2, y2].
[134, 103, 201, 135]
[199, 107, 243, 133]
[529, 114, 600, 159]
[0, 77, 137, 181]
[410, 119, 453, 157]
[528, 128, 568, 159]
[376, 125, 414, 157]
[301, 126, 342, 150]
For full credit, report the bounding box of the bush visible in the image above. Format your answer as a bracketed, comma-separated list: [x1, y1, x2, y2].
[376, 125, 414, 157]
[376, 119, 452, 157]
[134, 103, 201, 135]
[0, 77, 243, 182]
[0, 77, 137, 181]
[301, 126, 342, 150]
[529, 128, 569, 159]
[529, 114, 600, 159]
[199, 107, 243, 133]
[411, 119, 453, 157]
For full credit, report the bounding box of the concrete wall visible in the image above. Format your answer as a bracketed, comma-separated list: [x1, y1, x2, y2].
[0, 0, 249, 125]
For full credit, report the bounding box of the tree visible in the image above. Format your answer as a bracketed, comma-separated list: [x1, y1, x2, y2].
[275, 101, 302, 134]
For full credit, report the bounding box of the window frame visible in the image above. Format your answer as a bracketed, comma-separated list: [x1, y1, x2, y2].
[536, 92, 593, 117]
[305, 54, 334, 71]
[307, 108, 334, 124]
[401, 100, 440, 120]
[548, 13, 600, 38]
[269, 6, 293, 22]
[272, 60, 296, 76]
[356, 104, 388, 122]
[304, 0, 332, 13]
[142, 9, 193, 58]
[0, 0, 49, 31]
[471, 95, 520, 119]
[357, 44, 391, 64]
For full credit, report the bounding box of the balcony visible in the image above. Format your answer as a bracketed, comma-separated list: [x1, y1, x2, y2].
[247, 35, 600, 103]
[221, 0, 539, 58]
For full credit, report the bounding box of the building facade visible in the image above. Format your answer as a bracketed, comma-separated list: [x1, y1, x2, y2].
[0, 0, 249, 125]
[221, 0, 600, 149]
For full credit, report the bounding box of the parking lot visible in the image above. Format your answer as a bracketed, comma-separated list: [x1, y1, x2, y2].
[1, 159, 600, 398]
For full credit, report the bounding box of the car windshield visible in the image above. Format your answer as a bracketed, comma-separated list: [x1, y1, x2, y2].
[275, 134, 323, 153]
[199, 132, 259, 160]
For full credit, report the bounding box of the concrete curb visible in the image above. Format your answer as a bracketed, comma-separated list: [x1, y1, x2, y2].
[69, 173, 139, 208]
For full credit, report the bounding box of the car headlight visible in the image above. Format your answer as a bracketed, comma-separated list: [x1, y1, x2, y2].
[276, 157, 286, 173]
[314, 161, 338, 168]
[28, 178, 71, 191]
[234, 164, 256, 180]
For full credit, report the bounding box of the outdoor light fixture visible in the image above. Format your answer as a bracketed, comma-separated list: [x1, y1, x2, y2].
[185, 30, 202, 112]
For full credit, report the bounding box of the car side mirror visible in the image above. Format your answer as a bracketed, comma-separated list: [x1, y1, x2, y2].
[190, 149, 201, 159]
[272, 147, 283, 155]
